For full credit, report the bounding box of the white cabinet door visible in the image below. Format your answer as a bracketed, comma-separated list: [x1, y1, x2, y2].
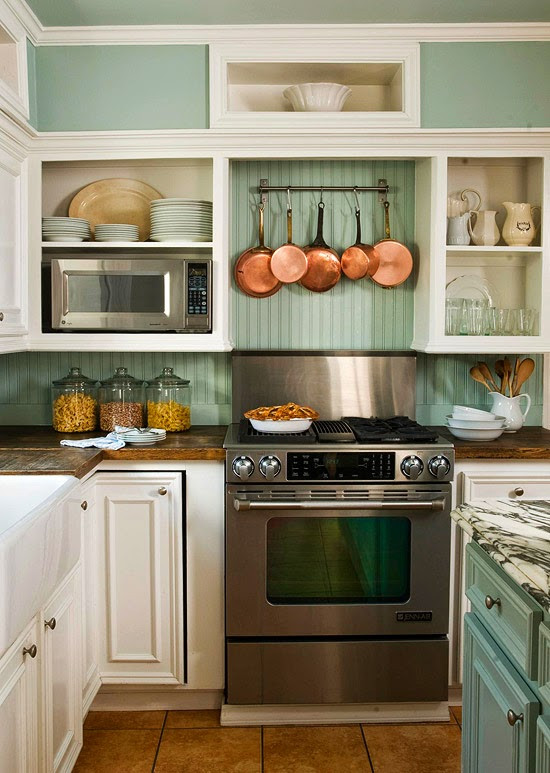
[0, 619, 40, 773]
[79, 490, 100, 713]
[94, 472, 184, 685]
[42, 568, 83, 773]
[0, 142, 27, 343]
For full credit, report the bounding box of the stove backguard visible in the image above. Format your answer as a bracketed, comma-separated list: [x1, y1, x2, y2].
[231, 351, 416, 422]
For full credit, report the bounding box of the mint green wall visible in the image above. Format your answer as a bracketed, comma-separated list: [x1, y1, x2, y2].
[34, 45, 208, 131]
[23, 0, 550, 26]
[231, 159, 415, 349]
[421, 42, 550, 128]
[0, 352, 231, 425]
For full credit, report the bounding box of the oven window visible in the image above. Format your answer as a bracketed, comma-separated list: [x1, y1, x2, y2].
[266, 517, 411, 604]
[68, 274, 165, 313]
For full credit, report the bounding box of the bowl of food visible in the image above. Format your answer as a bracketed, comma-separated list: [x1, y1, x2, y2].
[283, 83, 352, 112]
[244, 402, 319, 433]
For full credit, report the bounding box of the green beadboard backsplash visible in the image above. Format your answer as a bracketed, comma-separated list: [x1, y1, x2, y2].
[0, 351, 542, 427]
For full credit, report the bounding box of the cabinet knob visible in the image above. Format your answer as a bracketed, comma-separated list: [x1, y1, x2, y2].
[514, 487, 524, 497]
[507, 709, 524, 726]
[44, 617, 56, 630]
[158, 487, 167, 496]
[0, 312, 4, 321]
[23, 644, 37, 659]
[485, 595, 501, 610]
[81, 500, 88, 510]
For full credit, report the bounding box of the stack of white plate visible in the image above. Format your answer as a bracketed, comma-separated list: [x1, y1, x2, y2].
[42, 216, 91, 242]
[150, 199, 213, 242]
[445, 406, 507, 441]
[114, 427, 167, 446]
[95, 223, 139, 242]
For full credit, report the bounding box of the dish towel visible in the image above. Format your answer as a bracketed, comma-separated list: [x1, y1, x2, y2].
[60, 432, 126, 450]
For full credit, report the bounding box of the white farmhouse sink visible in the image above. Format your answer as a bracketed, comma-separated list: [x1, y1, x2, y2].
[0, 475, 80, 657]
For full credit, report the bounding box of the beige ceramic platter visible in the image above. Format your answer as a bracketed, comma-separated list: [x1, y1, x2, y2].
[68, 178, 163, 240]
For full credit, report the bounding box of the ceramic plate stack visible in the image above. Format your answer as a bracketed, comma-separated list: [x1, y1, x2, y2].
[115, 428, 167, 446]
[95, 223, 139, 242]
[445, 405, 506, 441]
[42, 216, 91, 242]
[150, 199, 213, 242]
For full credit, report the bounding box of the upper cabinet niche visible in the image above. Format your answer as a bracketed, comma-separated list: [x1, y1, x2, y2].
[209, 41, 420, 129]
[0, 4, 29, 124]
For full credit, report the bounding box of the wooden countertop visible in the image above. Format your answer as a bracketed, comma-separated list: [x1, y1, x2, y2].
[0, 426, 227, 477]
[436, 425, 550, 460]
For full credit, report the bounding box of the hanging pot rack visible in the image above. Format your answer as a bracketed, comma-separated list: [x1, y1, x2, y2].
[258, 178, 389, 205]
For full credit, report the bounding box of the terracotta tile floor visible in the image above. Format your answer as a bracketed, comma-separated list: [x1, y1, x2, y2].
[74, 707, 462, 772]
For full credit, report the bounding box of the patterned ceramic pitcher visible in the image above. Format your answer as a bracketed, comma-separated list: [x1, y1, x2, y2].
[502, 202, 541, 247]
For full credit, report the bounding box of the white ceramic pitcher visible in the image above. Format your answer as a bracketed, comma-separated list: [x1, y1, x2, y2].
[489, 392, 531, 432]
[502, 202, 541, 246]
[468, 210, 500, 246]
[447, 213, 472, 245]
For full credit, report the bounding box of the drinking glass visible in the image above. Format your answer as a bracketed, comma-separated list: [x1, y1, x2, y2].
[494, 308, 510, 336]
[483, 306, 497, 336]
[445, 298, 465, 335]
[463, 299, 486, 335]
[517, 308, 537, 336]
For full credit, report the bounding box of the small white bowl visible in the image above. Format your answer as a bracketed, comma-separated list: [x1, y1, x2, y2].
[446, 415, 506, 430]
[452, 405, 496, 419]
[249, 418, 312, 434]
[283, 83, 352, 112]
[446, 425, 504, 441]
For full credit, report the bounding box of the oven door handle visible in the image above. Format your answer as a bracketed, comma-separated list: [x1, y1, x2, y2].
[233, 498, 446, 512]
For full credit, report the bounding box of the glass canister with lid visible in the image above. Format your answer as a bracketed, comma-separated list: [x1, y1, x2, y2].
[98, 366, 146, 431]
[146, 367, 191, 431]
[52, 366, 99, 432]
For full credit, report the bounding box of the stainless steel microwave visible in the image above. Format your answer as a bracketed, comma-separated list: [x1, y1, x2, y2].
[47, 257, 211, 332]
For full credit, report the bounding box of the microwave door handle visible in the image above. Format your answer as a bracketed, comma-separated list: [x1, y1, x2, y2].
[62, 272, 70, 316]
[233, 499, 446, 512]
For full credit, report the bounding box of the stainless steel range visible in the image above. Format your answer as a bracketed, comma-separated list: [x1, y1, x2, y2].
[224, 352, 454, 707]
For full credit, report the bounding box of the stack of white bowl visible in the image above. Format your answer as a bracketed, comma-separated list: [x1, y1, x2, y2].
[42, 216, 91, 242]
[114, 427, 166, 445]
[445, 405, 507, 441]
[95, 223, 139, 242]
[149, 199, 213, 242]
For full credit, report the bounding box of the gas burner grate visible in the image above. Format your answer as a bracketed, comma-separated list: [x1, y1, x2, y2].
[312, 420, 356, 444]
[344, 416, 438, 444]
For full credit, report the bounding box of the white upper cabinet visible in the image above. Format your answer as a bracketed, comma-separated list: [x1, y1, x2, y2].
[0, 4, 29, 125]
[209, 41, 420, 129]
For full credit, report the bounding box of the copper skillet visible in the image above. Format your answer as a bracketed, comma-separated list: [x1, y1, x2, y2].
[370, 201, 413, 288]
[270, 192, 308, 284]
[300, 202, 341, 293]
[341, 202, 380, 280]
[234, 204, 282, 298]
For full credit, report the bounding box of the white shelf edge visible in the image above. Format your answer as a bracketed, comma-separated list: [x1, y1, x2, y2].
[41, 241, 214, 249]
[26, 334, 233, 352]
[411, 335, 547, 354]
[445, 245, 542, 253]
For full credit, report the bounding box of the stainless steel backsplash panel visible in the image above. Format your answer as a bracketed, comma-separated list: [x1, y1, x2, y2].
[231, 351, 416, 421]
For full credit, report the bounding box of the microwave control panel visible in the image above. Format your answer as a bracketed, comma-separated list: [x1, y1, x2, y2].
[185, 260, 212, 331]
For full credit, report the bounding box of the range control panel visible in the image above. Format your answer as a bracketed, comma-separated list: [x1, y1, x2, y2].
[288, 452, 395, 481]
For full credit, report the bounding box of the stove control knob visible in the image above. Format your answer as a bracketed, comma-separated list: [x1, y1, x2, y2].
[401, 455, 424, 480]
[259, 455, 281, 481]
[232, 456, 255, 480]
[428, 455, 451, 480]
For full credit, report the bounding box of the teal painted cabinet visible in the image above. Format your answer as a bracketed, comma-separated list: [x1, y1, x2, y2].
[463, 613, 539, 772]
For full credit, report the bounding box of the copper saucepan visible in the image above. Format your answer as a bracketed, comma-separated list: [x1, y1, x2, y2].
[370, 201, 413, 288]
[270, 193, 308, 283]
[234, 204, 282, 298]
[341, 204, 380, 280]
[300, 202, 341, 293]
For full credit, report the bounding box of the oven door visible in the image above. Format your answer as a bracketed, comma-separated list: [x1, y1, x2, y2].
[51, 258, 184, 331]
[226, 484, 451, 638]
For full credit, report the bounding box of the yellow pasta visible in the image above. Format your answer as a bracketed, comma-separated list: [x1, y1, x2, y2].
[147, 400, 191, 432]
[53, 393, 97, 433]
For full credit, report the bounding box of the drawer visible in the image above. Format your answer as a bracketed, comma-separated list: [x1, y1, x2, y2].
[466, 543, 543, 680]
[464, 475, 550, 501]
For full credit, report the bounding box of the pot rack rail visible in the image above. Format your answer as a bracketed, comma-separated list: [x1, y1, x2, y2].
[259, 178, 389, 205]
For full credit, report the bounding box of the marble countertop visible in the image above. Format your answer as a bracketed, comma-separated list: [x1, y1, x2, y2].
[452, 499, 550, 610]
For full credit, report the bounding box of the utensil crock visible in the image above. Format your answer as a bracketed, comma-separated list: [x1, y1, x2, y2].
[489, 391, 531, 432]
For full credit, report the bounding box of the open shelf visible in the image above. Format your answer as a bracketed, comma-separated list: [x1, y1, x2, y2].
[42, 241, 213, 250]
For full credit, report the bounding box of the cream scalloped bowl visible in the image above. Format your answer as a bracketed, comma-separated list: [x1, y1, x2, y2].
[283, 83, 352, 112]
[250, 418, 312, 433]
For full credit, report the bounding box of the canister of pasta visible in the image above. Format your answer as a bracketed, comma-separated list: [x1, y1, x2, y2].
[52, 366, 99, 433]
[98, 367, 146, 432]
[146, 367, 191, 432]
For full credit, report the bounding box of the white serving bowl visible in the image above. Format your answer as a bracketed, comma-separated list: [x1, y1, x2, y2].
[250, 418, 313, 433]
[452, 405, 497, 419]
[446, 415, 506, 430]
[283, 83, 352, 112]
[446, 425, 504, 441]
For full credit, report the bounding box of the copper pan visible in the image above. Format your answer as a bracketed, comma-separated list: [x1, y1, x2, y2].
[370, 201, 413, 288]
[341, 206, 380, 280]
[270, 196, 308, 283]
[300, 202, 341, 293]
[234, 204, 282, 298]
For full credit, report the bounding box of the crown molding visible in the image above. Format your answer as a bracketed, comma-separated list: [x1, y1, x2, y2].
[3, 0, 42, 43]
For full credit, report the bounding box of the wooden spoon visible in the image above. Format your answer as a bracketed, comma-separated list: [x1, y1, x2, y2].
[469, 366, 491, 391]
[494, 359, 505, 394]
[511, 355, 521, 396]
[477, 362, 499, 393]
[503, 357, 513, 397]
[514, 357, 535, 396]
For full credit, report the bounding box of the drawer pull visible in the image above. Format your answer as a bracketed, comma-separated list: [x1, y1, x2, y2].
[514, 487, 524, 497]
[158, 487, 167, 496]
[81, 500, 88, 511]
[44, 617, 56, 630]
[23, 644, 37, 659]
[507, 709, 524, 726]
[485, 595, 501, 610]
